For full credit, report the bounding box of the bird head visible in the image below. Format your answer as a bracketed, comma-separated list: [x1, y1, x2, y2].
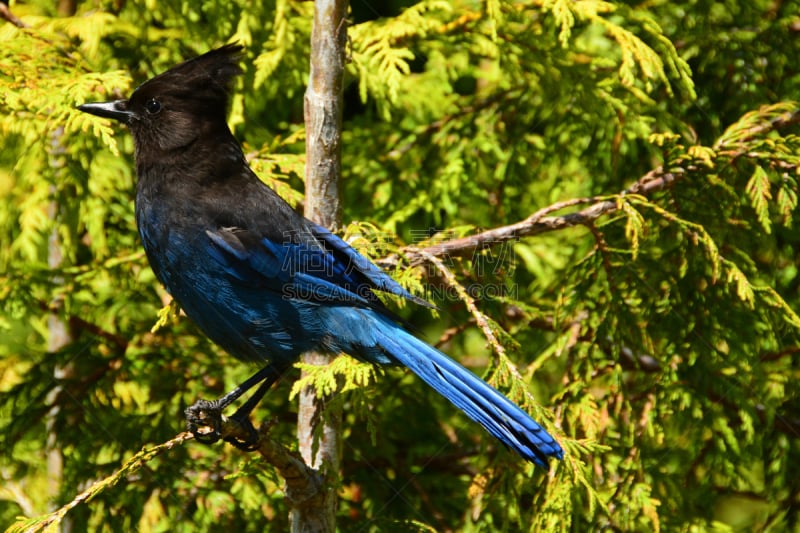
[78, 44, 243, 154]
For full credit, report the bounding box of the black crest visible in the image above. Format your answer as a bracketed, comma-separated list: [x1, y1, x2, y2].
[135, 44, 244, 105]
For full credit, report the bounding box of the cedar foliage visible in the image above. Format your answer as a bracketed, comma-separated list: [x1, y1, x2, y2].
[1, 0, 799, 531]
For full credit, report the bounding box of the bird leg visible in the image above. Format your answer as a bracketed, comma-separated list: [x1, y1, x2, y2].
[185, 363, 286, 450]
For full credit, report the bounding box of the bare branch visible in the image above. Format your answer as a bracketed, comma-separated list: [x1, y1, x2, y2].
[296, 1, 349, 531]
[417, 250, 506, 357]
[218, 418, 326, 514]
[9, 434, 193, 533]
[0, 1, 27, 28]
[382, 104, 800, 266]
[403, 168, 680, 263]
[417, 249, 538, 406]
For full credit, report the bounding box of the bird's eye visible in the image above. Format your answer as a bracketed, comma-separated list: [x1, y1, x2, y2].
[144, 98, 162, 114]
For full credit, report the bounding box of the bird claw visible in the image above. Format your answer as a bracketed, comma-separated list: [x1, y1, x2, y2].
[185, 399, 224, 445]
[185, 399, 261, 451]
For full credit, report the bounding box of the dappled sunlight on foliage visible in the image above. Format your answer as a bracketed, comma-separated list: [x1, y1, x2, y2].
[1, 0, 798, 531]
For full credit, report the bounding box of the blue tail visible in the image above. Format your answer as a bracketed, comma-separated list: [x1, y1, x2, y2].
[374, 323, 563, 467]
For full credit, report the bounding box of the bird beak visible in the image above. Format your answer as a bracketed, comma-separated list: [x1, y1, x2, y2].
[77, 100, 134, 124]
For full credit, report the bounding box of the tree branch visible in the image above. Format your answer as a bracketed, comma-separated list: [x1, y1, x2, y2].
[7, 433, 193, 533]
[416, 249, 540, 408]
[218, 418, 325, 513]
[382, 104, 800, 266]
[0, 1, 27, 28]
[296, 1, 349, 531]
[402, 168, 679, 263]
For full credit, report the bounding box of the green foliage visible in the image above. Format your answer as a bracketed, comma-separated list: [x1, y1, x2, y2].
[1, 0, 798, 532]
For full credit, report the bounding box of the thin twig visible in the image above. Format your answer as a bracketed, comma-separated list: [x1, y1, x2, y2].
[0, 1, 27, 28]
[8, 433, 193, 533]
[417, 250, 505, 357]
[416, 249, 537, 406]
[402, 170, 679, 264]
[196, 416, 327, 514]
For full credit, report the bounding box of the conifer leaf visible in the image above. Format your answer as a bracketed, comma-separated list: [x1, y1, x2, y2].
[724, 262, 755, 307]
[150, 299, 181, 333]
[544, 0, 577, 46]
[776, 178, 798, 227]
[687, 145, 716, 168]
[619, 198, 645, 260]
[290, 357, 378, 400]
[745, 166, 773, 234]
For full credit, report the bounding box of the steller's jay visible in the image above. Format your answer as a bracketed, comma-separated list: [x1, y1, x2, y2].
[78, 45, 563, 467]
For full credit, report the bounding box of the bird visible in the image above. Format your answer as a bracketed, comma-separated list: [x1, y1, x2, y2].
[77, 44, 563, 467]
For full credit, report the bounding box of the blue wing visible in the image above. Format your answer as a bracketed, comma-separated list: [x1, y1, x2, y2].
[204, 224, 431, 310]
[308, 223, 433, 308]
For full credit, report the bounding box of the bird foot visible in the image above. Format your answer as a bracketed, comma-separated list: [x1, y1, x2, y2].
[185, 399, 225, 445]
[185, 399, 260, 451]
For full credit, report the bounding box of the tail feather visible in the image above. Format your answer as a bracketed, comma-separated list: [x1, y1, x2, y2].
[376, 326, 563, 467]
